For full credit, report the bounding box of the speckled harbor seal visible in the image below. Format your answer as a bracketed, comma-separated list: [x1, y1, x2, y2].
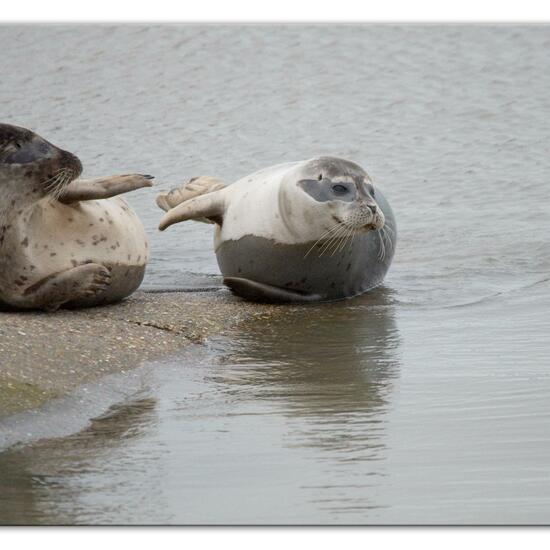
[0, 123, 152, 311]
[157, 157, 396, 303]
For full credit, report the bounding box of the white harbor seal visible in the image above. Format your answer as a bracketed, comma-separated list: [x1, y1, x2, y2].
[0, 123, 151, 311]
[157, 157, 396, 302]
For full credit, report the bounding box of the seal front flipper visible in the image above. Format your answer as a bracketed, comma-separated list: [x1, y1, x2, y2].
[4, 263, 111, 311]
[158, 188, 226, 230]
[156, 176, 227, 212]
[58, 174, 154, 204]
[223, 277, 321, 304]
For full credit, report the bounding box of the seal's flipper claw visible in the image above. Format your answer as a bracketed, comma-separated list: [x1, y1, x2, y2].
[223, 277, 322, 304]
[59, 174, 153, 203]
[155, 175, 227, 212]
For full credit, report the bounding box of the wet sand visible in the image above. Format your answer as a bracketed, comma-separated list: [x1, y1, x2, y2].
[0, 290, 279, 420]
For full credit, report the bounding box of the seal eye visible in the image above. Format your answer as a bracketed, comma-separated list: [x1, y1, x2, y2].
[318, 174, 323, 181]
[332, 184, 348, 195]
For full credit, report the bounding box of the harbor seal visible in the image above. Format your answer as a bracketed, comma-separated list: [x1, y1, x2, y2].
[157, 157, 396, 303]
[0, 123, 152, 311]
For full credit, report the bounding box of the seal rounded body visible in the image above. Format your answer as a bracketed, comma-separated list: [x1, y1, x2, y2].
[2, 196, 148, 308]
[157, 157, 396, 303]
[0, 123, 152, 311]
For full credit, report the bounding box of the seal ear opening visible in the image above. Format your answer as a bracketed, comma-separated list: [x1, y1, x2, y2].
[158, 191, 225, 231]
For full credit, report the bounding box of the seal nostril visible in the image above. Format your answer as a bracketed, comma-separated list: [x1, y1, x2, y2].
[368, 204, 377, 214]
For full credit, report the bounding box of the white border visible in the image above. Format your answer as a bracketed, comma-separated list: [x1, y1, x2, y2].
[2, 2, 549, 545]
[1, 0, 550, 22]
[3, 527, 550, 550]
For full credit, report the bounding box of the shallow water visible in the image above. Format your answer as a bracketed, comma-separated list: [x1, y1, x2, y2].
[1, 24, 550, 524]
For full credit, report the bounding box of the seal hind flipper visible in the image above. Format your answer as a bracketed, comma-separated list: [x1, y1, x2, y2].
[156, 176, 227, 212]
[158, 189, 226, 230]
[5, 263, 111, 311]
[58, 174, 153, 204]
[223, 277, 321, 303]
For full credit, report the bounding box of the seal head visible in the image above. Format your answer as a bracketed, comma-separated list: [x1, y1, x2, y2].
[0, 123, 82, 205]
[291, 156, 385, 236]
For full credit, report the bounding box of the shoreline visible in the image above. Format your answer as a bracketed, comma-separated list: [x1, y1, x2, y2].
[0, 289, 281, 449]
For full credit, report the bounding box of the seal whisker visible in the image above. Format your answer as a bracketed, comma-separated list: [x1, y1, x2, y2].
[304, 222, 344, 258]
[46, 173, 66, 201]
[43, 169, 65, 191]
[377, 229, 386, 261]
[320, 224, 348, 257]
[47, 171, 67, 201]
[382, 223, 395, 236]
[383, 226, 394, 258]
[379, 226, 394, 261]
[50, 169, 76, 201]
[344, 227, 357, 253]
[331, 223, 356, 256]
[337, 223, 359, 255]
[56, 170, 75, 199]
[46, 169, 71, 198]
[319, 229, 343, 257]
[319, 229, 342, 257]
[333, 226, 354, 255]
[329, 230, 347, 256]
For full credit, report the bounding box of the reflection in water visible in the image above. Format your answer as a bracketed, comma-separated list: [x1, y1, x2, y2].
[205, 288, 401, 516]
[0, 397, 157, 525]
[211, 288, 399, 452]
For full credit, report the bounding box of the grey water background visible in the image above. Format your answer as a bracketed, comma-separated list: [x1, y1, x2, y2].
[1, 24, 550, 524]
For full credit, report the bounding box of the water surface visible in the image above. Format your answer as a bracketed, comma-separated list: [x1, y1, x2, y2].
[0, 24, 549, 524]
